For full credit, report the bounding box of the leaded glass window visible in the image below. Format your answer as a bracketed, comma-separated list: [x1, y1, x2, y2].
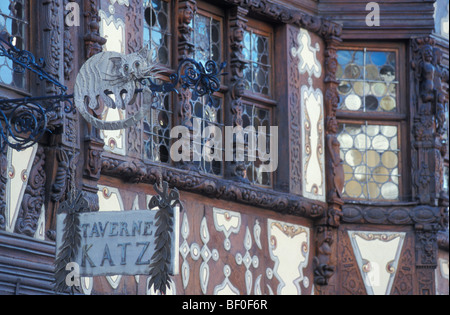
[243, 28, 272, 96]
[338, 123, 400, 200]
[337, 49, 398, 112]
[192, 95, 224, 176]
[242, 103, 272, 187]
[143, 0, 171, 66]
[336, 44, 406, 202]
[191, 10, 222, 66]
[186, 4, 224, 176]
[0, 0, 27, 89]
[143, 92, 172, 163]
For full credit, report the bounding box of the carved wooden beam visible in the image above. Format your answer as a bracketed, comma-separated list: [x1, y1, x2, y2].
[342, 204, 448, 228]
[100, 155, 327, 219]
[220, 0, 342, 39]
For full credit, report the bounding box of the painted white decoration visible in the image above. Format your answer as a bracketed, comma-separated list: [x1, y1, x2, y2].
[301, 85, 325, 201]
[180, 213, 191, 289]
[99, 10, 126, 54]
[214, 265, 240, 295]
[180, 214, 219, 292]
[101, 105, 127, 155]
[348, 231, 406, 296]
[439, 259, 449, 280]
[291, 28, 322, 79]
[268, 219, 310, 295]
[213, 208, 241, 251]
[81, 276, 93, 296]
[254, 274, 263, 295]
[235, 227, 260, 295]
[253, 220, 262, 250]
[132, 195, 140, 210]
[5, 142, 38, 232]
[199, 217, 219, 294]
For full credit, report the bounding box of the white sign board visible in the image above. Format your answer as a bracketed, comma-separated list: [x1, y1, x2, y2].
[56, 209, 179, 277]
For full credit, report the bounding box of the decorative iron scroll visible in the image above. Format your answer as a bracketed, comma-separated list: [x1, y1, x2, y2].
[0, 34, 74, 152]
[1, 32, 227, 150]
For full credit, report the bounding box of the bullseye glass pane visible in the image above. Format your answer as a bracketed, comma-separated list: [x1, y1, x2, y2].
[337, 49, 398, 112]
[338, 123, 400, 201]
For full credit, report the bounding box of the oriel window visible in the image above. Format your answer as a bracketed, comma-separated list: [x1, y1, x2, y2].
[336, 45, 407, 201]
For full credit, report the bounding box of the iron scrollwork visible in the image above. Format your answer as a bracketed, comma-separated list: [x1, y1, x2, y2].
[0, 33, 74, 152]
[1, 31, 227, 151]
[141, 58, 227, 105]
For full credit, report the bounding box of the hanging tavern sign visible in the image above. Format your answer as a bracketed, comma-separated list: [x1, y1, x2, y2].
[0, 31, 226, 151]
[55, 182, 182, 295]
[56, 209, 179, 277]
[74, 46, 227, 131]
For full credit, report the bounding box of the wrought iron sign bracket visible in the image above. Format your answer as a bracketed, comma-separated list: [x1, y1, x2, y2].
[0, 34, 74, 152]
[1, 32, 227, 152]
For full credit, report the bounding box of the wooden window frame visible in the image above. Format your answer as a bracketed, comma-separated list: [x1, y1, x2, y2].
[191, 2, 225, 67]
[336, 41, 411, 202]
[143, 0, 172, 68]
[242, 17, 274, 104]
[239, 18, 275, 187]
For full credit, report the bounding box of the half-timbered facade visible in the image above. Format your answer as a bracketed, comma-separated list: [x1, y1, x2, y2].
[0, 0, 448, 295]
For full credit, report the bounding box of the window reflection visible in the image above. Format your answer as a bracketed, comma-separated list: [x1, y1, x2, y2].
[337, 49, 398, 112]
[243, 30, 271, 96]
[191, 12, 222, 65]
[144, 0, 171, 66]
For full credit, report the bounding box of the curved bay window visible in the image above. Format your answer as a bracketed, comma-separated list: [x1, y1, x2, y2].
[336, 44, 407, 201]
[0, 0, 28, 90]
